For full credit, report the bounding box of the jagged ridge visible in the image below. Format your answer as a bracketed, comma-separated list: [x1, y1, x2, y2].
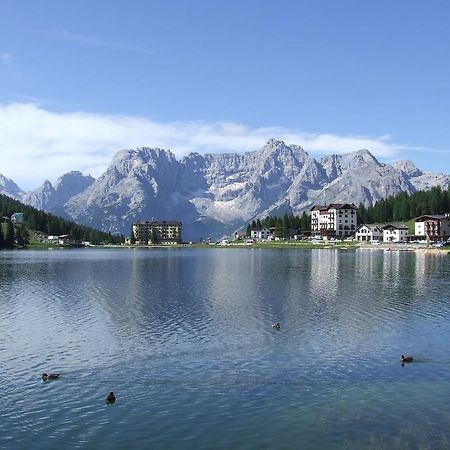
[1, 139, 449, 240]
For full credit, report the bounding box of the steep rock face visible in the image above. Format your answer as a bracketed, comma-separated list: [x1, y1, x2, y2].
[64, 148, 209, 238]
[3, 139, 450, 240]
[0, 174, 24, 199]
[393, 160, 449, 192]
[23, 180, 56, 210]
[23, 171, 95, 212]
[310, 150, 417, 208]
[394, 160, 422, 177]
[54, 171, 95, 204]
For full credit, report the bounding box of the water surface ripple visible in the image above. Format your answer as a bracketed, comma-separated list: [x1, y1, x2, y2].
[1, 248, 450, 449]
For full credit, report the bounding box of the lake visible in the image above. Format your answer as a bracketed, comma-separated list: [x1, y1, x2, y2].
[1, 248, 450, 449]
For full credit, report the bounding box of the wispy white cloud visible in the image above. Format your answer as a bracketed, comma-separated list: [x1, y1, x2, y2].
[0, 52, 12, 66]
[0, 102, 442, 191]
[59, 30, 152, 54]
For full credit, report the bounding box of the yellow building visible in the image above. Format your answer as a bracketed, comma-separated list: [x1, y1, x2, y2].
[132, 220, 182, 244]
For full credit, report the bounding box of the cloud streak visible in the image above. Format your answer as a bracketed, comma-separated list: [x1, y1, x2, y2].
[0, 102, 440, 191]
[59, 30, 152, 54]
[0, 52, 12, 66]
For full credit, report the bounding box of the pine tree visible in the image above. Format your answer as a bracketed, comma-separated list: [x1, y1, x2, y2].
[0, 223, 5, 249]
[150, 229, 159, 244]
[301, 211, 311, 231]
[274, 218, 283, 237]
[5, 221, 14, 248]
[15, 226, 25, 247]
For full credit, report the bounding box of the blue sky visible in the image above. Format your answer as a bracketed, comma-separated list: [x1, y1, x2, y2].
[1, 0, 450, 190]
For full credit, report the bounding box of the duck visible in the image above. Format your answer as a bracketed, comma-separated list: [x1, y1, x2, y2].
[106, 392, 116, 404]
[401, 355, 413, 363]
[272, 322, 281, 330]
[42, 372, 60, 381]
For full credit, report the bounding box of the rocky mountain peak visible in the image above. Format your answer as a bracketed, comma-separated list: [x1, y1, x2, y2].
[0, 174, 25, 199]
[114, 147, 177, 165]
[393, 160, 422, 177]
[22, 171, 95, 212]
[346, 149, 382, 166]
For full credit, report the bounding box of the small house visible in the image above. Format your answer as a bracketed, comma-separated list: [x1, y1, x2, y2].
[383, 224, 408, 243]
[250, 228, 272, 241]
[355, 224, 384, 242]
[11, 213, 24, 223]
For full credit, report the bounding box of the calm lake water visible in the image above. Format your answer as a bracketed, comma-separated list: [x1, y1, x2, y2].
[1, 248, 450, 449]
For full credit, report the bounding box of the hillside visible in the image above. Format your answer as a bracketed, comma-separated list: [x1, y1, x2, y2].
[0, 193, 124, 247]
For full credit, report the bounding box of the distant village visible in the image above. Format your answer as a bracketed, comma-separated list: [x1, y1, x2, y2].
[118, 203, 450, 247]
[239, 203, 450, 247]
[3, 203, 450, 248]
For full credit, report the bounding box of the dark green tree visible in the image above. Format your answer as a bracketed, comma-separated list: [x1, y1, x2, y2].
[0, 223, 4, 249]
[150, 229, 159, 244]
[16, 224, 30, 246]
[5, 221, 14, 248]
[300, 211, 310, 231]
[274, 217, 283, 237]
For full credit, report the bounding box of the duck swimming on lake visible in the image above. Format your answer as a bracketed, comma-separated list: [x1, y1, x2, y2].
[106, 392, 116, 404]
[401, 355, 413, 363]
[42, 372, 60, 381]
[272, 322, 281, 330]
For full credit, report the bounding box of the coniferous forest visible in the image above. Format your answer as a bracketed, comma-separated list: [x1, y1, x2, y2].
[246, 212, 311, 238]
[357, 186, 450, 224]
[0, 194, 124, 249]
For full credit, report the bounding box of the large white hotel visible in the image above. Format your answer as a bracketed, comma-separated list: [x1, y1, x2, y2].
[310, 203, 358, 238]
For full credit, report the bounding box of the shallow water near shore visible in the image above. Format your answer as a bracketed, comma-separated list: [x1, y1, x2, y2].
[1, 248, 450, 449]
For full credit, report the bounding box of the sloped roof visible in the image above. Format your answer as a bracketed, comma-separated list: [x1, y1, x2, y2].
[310, 203, 357, 212]
[135, 220, 182, 226]
[383, 223, 408, 230]
[414, 214, 449, 222]
[356, 223, 385, 232]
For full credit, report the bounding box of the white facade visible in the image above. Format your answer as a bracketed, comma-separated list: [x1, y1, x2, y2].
[251, 228, 272, 240]
[355, 224, 384, 242]
[383, 224, 408, 242]
[311, 203, 357, 237]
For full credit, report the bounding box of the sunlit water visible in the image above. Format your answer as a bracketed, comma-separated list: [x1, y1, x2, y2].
[1, 248, 450, 449]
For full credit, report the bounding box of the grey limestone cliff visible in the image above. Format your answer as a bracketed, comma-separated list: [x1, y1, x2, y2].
[2, 139, 449, 240]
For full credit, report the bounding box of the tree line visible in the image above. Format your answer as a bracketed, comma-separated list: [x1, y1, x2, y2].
[0, 193, 124, 249]
[246, 212, 311, 238]
[356, 186, 450, 224]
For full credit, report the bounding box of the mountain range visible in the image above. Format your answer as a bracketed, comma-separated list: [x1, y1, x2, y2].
[1, 139, 449, 240]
